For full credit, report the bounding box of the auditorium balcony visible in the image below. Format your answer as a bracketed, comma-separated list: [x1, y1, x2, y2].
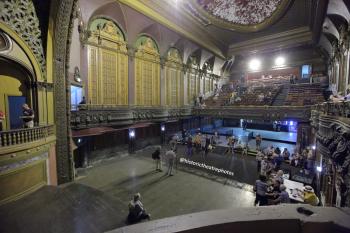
[0, 125, 57, 205]
[70, 104, 193, 129]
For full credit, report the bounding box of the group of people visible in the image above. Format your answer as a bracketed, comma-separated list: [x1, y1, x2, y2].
[254, 144, 319, 206]
[256, 145, 315, 176]
[254, 173, 289, 206]
[152, 143, 177, 176]
[254, 172, 319, 206]
[0, 103, 34, 131]
[186, 133, 214, 159]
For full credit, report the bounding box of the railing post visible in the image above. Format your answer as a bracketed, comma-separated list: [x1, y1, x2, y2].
[13, 132, 17, 145]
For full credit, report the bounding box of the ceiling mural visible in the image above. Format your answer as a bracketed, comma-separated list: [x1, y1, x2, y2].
[189, 0, 292, 31]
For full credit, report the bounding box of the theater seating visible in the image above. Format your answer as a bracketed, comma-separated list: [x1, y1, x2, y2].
[284, 83, 325, 106]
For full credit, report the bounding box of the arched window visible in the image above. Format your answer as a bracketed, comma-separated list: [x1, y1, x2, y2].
[87, 18, 128, 105]
[134, 36, 160, 106]
[165, 48, 183, 106]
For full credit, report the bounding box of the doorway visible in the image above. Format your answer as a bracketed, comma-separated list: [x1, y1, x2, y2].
[71, 85, 83, 110]
[8, 96, 26, 129]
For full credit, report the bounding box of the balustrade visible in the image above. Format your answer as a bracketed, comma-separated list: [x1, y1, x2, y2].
[0, 125, 54, 148]
[312, 101, 350, 118]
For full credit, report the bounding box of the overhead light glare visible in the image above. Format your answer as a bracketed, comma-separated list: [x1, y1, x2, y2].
[275, 56, 285, 66]
[249, 59, 261, 70]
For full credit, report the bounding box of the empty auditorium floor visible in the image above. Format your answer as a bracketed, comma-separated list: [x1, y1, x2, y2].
[0, 146, 256, 233]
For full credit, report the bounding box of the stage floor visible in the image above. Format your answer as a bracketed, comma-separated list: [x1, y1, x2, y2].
[202, 127, 297, 143]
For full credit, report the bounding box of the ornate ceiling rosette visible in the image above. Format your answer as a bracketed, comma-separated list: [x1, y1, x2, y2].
[189, 0, 293, 32]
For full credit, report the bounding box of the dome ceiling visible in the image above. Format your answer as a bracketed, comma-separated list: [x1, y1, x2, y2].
[189, 0, 292, 31]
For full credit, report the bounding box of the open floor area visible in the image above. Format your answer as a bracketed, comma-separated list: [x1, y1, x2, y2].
[0, 146, 256, 233]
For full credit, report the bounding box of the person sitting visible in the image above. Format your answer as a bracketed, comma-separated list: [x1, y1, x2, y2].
[298, 186, 319, 206]
[329, 94, 343, 103]
[79, 96, 86, 105]
[127, 193, 151, 224]
[274, 170, 284, 184]
[291, 153, 301, 167]
[344, 88, 350, 101]
[272, 185, 290, 204]
[282, 148, 290, 161]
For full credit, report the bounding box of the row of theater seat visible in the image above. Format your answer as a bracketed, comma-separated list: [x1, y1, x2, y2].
[284, 83, 325, 106]
[204, 81, 325, 107]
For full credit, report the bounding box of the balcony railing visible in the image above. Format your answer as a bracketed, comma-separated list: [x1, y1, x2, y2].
[71, 105, 193, 129]
[0, 125, 55, 148]
[194, 105, 312, 121]
[312, 101, 350, 118]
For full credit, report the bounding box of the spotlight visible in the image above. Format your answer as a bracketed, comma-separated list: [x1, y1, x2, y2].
[249, 59, 261, 70]
[316, 166, 322, 172]
[275, 56, 285, 66]
[78, 138, 82, 143]
[129, 129, 135, 138]
[312, 145, 316, 150]
[289, 121, 293, 126]
[161, 125, 165, 132]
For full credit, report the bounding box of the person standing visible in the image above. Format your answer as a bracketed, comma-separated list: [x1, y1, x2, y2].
[256, 150, 264, 173]
[186, 136, 193, 158]
[152, 146, 162, 172]
[0, 110, 5, 131]
[22, 104, 34, 128]
[254, 175, 268, 206]
[166, 149, 176, 176]
[255, 134, 262, 150]
[203, 135, 211, 160]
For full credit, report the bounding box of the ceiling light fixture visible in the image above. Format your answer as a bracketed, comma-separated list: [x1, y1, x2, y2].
[275, 56, 285, 66]
[249, 59, 261, 71]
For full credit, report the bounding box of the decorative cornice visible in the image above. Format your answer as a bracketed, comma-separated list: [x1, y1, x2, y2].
[228, 27, 313, 55]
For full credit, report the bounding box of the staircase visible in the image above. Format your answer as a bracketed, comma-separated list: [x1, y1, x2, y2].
[272, 85, 290, 106]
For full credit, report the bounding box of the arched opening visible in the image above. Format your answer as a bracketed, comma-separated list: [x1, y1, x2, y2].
[0, 57, 36, 130]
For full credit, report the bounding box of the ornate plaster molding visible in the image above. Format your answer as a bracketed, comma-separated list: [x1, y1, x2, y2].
[0, 0, 46, 80]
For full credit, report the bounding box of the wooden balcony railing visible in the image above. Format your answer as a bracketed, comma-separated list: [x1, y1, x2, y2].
[0, 125, 55, 148]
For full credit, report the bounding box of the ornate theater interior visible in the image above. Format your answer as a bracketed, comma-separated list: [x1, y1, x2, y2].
[0, 0, 350, 232]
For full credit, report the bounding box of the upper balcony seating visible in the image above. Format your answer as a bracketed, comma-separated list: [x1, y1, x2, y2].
[232, 85, 281, 106]
[285, 83, 325, 106]
[247, 75, 291, 87]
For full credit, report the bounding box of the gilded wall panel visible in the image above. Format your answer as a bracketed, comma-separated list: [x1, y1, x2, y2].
[165, 48, 183, 107]
[86, 18, 128, 105]
[88, 46, 99, 104]
[100, 49, 117, 104]
[134, 36, 160, 106]
[118, 53, 128, 105]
